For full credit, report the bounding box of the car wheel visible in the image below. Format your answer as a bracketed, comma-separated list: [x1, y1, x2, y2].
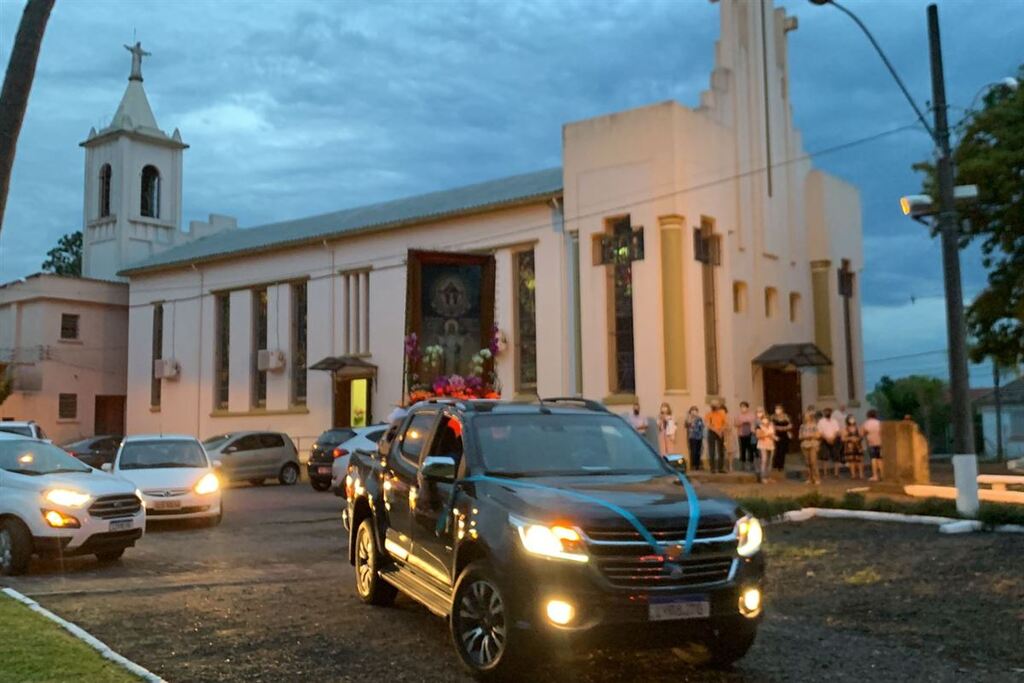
[249, 478, 265, 486]
[95, 548, 125, 564]
[354, 518, 397, 606]
[705, 618, 758, 667]
[278, 463, 299, 486]
[0, 518, 32, 576]
[450, 561, 526, 681]
[311, 479, 331, 492]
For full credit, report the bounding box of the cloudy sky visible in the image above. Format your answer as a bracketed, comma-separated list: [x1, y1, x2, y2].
[0, 0, 1021, 391]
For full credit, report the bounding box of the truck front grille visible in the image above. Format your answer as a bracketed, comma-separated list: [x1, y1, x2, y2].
[592, 554, 734, 589]
[88, 494, 142, 519]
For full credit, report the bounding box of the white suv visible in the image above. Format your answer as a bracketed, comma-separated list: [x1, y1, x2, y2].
[106, 435, 223, 525]
[0, 432, 145, 575]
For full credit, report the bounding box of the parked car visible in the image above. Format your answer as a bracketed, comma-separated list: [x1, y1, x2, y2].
[330, 425, 388, 496]
[307, 428, 356, 491]
[345, 399, 765, 679]
[202, 431, 300, 486]
[0, 420, 47, 440]
[63, 435, 122, 469]
[0, 432, 145, 575]
[105, 435, 222, 525]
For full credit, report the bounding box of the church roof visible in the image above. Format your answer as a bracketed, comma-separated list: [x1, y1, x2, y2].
[119, 166, 564, 276]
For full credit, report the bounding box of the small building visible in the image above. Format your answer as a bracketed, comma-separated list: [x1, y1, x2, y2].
[112, 0, 865, 455]
[975, 377, 1024, 460]
[0, 274, 128, 442]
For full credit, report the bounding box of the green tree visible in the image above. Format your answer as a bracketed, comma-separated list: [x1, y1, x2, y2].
[914, 65, 1024, 367]
[41, 230, 82, 276]
[867, 375, 952, 452]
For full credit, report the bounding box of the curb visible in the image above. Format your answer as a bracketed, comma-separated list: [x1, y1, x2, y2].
[1, 587, 166, 683]
[779, 507, 1024, 534]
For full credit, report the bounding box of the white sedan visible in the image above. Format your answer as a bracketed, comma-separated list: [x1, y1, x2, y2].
[330, 425, 388, 496]
[105, 435, 222, 525]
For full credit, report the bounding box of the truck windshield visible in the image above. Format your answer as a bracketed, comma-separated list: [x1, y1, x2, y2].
[0, 440, 92, 475]
[473, 414, 667, 477]
[119, 440, 208, 470]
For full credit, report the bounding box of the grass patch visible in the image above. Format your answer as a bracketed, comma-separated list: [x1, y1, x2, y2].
[0, 594, 140, 683]
[772, 544, 832, 561]
[738, 493, 1024, 525]
[844, 567, 883, 585]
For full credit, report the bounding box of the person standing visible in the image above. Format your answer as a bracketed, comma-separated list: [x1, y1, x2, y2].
[705, 401, 729, 473]
[734, 402, 757, 472]
[863, 409, 884, 481]
[685, 406, 705, 470]
[770, 404, 793, 474]
[657, 403, 677, 456]
[799, 410, 821, 485]
[833, 404, 848, 429]
[841, 415, 865, 480]
[816, 408, 841, 479]
[628, 402, 646, 432]
[755, 415, 777, 482]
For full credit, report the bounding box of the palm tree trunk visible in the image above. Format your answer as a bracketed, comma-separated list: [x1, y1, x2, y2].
[0, 0, 56, 237]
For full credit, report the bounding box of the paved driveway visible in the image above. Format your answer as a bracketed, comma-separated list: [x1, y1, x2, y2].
[3, 484, 1021, 682]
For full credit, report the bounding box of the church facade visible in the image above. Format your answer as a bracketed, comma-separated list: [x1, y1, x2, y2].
[99, 0, 864, 455]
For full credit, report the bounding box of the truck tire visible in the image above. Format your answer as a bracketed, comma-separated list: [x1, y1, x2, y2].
[450, 561, 528, 681]
[705, 617, 758, 667]
[0, 518, 32, 576]
[354, 518, 397, 606]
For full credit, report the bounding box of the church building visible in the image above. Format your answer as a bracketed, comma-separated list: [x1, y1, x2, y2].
[86, 0, 863, 455]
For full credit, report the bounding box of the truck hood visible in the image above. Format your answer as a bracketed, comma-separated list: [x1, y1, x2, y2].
[5, 469, 137, 497]
[474, 473, 742, 530]
[114, 467, 210, 491]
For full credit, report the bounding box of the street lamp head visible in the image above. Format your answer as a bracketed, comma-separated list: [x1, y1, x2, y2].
[900, 194, 934, 218]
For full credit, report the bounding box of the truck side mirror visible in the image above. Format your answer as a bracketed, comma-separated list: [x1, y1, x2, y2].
[421, 455, 456, 482]
[664, 454, 688, 472]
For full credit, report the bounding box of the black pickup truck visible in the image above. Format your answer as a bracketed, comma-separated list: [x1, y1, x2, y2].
[343, 398, 765, 680]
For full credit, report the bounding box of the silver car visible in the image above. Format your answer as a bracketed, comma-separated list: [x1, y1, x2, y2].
[202, 431, 300, 486]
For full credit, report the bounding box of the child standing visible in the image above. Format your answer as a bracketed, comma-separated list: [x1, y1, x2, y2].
[685, 406, 705, 471]
[842, 416, 865, 479]
[657, 403, 678, 456]
[755, 415, 777, 482]
[799, 411, 821, 485]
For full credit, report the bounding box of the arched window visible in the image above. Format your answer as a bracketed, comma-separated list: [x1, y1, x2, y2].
[140, 165, 160, 218]
[98, 164, 112, 218]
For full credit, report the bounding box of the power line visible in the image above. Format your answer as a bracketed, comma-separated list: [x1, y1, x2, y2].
[864, 348, 947, 364]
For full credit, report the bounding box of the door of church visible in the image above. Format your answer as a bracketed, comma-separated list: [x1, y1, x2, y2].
[333, 377, 372, 429]
[94, 395, 126, 435]
[762, 368, 801, 453]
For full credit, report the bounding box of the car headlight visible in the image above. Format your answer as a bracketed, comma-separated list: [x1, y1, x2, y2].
[193, 472, 220, 496]
[510, 515, 587, 563]
[736, 515, 764, 557]
[44, 488, 91, 508]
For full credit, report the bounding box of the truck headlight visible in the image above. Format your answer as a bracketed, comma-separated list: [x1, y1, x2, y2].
[510, 515, 587, 563]
[736, 515, 764, 557]
[193, 472, 220, 496]
[44, 488, 91, 508]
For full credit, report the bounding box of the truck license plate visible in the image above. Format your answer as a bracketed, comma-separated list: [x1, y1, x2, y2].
[153, 500, 181, 510]
[648, 596, 710, 622]
[109, 519, 133, 532]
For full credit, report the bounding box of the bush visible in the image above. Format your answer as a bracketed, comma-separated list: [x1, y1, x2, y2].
[839, 492, 867, 510]
[905, 497, 958, 518]
[977, 503, 1024, 528]
[736, 497, 802, 520]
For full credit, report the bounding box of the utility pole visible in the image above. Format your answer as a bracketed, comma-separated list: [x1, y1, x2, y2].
[928, 3, 978, 514]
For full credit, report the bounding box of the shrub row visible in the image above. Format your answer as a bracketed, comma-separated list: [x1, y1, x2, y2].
[736, 492, 1024, 529]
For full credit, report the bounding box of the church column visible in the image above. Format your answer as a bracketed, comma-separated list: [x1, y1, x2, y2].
[359, 270, 370, 355]
[811, 259, 834, 398]
[659, 215, 687, 392]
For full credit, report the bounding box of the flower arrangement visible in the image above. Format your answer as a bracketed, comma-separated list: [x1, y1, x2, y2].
[404, 329, 502, 403]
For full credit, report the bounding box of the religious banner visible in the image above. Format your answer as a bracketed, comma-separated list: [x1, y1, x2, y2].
[404, 250, 499, 402]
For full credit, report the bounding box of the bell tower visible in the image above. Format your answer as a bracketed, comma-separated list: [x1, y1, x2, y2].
[81, 42, 187, 281]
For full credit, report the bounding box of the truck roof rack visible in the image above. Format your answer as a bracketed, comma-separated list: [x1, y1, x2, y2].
[538, 397, 609, 413]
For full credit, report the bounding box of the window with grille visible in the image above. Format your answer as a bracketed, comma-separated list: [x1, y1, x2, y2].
[140, 165, 161, 218]
[99, 164, 112, 218]
[215, 294, 230, 409]
[58, 393, 77, 420]
[514, 249, 537, 391]
[60, 313, 80, 340]
[252, 288, 268, 407]
[151, 304, 163, 408]
[292, 281, 308, 406]
[608, 217, 636, 394]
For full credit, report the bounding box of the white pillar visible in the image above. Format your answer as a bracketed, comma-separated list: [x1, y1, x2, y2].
[360, 270, 370, 355]
[349, 274, 360, 355]
[340, 274, 350, 356]
[952, 454, 980, 517]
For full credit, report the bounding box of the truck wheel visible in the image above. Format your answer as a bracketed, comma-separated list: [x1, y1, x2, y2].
[705, 618, 758, 667]
[450, 561, 527, 681]
[0, 518, 32, 576]
[354, 518, 397, 606]
[95, 548, 125, 564]
[278, 463, 299, 486]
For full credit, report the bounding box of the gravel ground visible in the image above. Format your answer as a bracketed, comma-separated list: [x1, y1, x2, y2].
[3, 485, 1022, 682]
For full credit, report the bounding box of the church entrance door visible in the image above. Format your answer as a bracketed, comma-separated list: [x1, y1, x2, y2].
[762, 368, 801, 453]
[333, 376, 372, 429]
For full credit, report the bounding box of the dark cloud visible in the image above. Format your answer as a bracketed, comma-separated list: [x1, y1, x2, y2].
[0, 0, 1020, 381]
